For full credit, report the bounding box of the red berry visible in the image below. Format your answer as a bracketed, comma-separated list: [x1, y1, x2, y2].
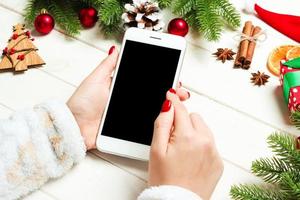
[9, 48, 15, 55]
[25, 31, 31, 38]
[17, 54, 25, 61]
[296, 136, 300, 150]
[2, 47, 8, 55]
[12, 33, 19, 40]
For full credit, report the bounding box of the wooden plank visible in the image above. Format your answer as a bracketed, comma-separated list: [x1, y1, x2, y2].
[40, 154, 263, 200]
[41, 153, 146, 200]
[212, 160, 261, 200]
[0, 104, 13, 118]
[23, 191, 56, 200]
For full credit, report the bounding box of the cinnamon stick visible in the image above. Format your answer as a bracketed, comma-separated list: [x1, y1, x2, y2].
[238, 21, 253, 63]
[234, 45, 242, 68]
[244, 26, 261, 68]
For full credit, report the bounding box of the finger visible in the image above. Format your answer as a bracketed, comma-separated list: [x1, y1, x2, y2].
[176, 88, 190, 101]
[151, 100, 175, 154]
[88, 46, 119, 81]
[190, 113, 213, 138]
[167, 90, 192, 133]
[190, 113, 204, 131]
[99, 46, 119, 76]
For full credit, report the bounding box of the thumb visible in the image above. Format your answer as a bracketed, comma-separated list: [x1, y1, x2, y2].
[151, 98, 174, 155]
[88, 46, 119, 81]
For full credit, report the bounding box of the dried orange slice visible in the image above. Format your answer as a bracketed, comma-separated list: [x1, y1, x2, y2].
[286, 46, 300, 60]
[267, 45, 295, 76]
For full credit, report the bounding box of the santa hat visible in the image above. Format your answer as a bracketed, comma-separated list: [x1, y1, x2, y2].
[245, 0, 300, 43]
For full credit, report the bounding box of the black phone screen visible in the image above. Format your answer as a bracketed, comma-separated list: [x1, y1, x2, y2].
[101, 40, 181, 145]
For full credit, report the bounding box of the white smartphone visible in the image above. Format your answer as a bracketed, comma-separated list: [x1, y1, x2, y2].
[96, 27, 186, 161]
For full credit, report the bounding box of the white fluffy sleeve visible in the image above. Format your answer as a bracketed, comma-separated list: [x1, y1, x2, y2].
[0, 100, 86, 200]
[138, 185, 202, 200]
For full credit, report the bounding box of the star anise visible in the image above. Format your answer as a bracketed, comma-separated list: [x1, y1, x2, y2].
[250, 71, 270, 86]
[212, 48, 236, 63]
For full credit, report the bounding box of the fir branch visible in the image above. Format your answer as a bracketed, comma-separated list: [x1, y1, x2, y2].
[48, 0, 81, 35]
[195, 0, 222, 41]
[214, 0, 241, 29]
[99, 0, 123, 34]
[290, 111, 300, 130]
[155, 0, 172, 8]
[24, 0, 47, 27]
[280, 172, 300, 199]
[230, 184, 283, 200]
[173, 0, 195, 16]
[267, 133, 300, 169]
[252, 157, 291, 184]
[184, 11, 200, 30]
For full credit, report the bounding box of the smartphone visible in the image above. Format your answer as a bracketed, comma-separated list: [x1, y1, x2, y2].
[96, 27, 186, 161]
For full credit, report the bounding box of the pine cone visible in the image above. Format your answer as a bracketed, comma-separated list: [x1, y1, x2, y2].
[122, 0, 164, 31]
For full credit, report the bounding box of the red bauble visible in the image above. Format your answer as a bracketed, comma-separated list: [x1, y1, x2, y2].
[34, 10, 55, 35]
[168, 18, 189, 37]
[79, 7, 98, 28]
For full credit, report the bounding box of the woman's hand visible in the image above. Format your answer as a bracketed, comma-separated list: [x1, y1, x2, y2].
[149, 91, 224, 200]
[67, 46, 118, 150]
[68, 46, 190, 150]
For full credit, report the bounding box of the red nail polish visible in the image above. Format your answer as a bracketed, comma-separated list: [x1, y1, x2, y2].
[187, 91, 191, 98]
[108, 46, 115, 55]
[161, 100, 171, 112]
[169, 88, 176, 94]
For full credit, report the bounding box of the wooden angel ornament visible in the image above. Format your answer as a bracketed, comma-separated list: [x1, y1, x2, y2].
[0, 24, 45, 72]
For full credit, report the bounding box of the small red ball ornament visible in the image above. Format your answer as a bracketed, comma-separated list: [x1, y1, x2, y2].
[34, 9, 55, 35]
[79, 7, 98, 28]
[168, 18, 189, 37]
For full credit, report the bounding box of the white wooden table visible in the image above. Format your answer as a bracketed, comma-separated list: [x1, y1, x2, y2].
[0, 0, 299, 199]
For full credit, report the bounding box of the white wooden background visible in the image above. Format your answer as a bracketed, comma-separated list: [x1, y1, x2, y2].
[0, 0, 299, 199]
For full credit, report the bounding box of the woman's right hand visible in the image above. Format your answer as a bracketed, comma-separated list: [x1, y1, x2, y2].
[149, 90, 224, 200]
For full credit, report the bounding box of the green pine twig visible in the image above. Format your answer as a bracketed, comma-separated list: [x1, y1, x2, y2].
[214, 0, 240, 29]
[195, 0, 222, 41]
[267, 133, 300, 169]
[99, 0, 123, 35]
[230, 184, 283, 200]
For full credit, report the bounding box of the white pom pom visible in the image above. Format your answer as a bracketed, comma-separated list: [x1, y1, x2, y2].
[244, 0, 256, 14]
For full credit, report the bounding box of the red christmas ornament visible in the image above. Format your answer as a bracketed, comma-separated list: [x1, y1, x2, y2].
[34, 9, 55, 35]
[79, 7, 98, 28]
[168, 18, 189, 37]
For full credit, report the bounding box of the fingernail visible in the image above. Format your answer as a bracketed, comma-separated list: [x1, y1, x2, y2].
[179, 81, 182, 87]
[187, 91, 191, 98]
[161, 100, 171, 112]
[108, 45, 115, 55]
[168, 88, 176, 94]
